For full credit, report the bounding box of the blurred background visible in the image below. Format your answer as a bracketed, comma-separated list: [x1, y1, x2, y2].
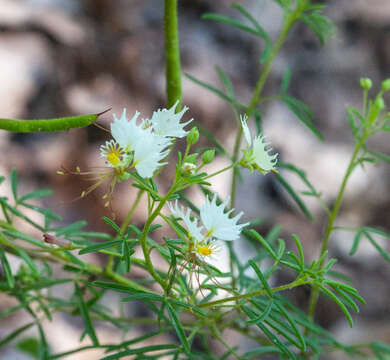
[0, 0, 389, 358]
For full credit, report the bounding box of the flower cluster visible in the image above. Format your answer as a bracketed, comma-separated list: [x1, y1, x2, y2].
[100, 101, 191, 179]
[239, 114, 278, 174]
[169, 195, 248, 260]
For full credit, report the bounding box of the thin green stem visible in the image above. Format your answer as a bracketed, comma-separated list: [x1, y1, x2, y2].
[305, 136, 367, 329]
[139, 186, 178, 290]
[105, 190, 144, 272]
[164, 0, 182, 108]
[199, 278, 314, 308]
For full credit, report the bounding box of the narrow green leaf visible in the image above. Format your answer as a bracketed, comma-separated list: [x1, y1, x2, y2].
[281, 96, 323, 140]
[244, 346, 283, 357]
[185, 73, 241, 109]
[281, 67, 291, 94]
[19, 189, 53, 202]
[36, 322, 49, 360]
[75, 283, 99, 346]
[102, 216, 121, 233]
[275, 173, 314, 221]
[92, 281, 152, 294]
[15, 248, 40, 276]
[202, 13, 260, 36]
[364, 231, 390, 263]
[3, 229, 50, 249]
[243, 306, 296, 359]
[215, 66, 235, 99]
[0, 322, 35, 347]
[368, 150, 390, 164]
[52, 220, 87, 236]
[248, 229, 277, 259]
[292, 234, 304, 267]
[248, 260, 273, 297]
[0, 198, 44, 231]
[166, 302, 190, 353]
[79, 239, 121, 255]
[0, 304, 24, 319]
[122, 239, 131, 272]
[274, 301, 306, 352]
[231, 2, 273, 62]
[122, 292, 163, 302]
[246, 300, 273, 325]
[318, 284, 353, 327]
[0, 247, 14, 288]
[11, 169, 18, 201]
[101, 345, 178, 360]
[16, 337, 40, 358]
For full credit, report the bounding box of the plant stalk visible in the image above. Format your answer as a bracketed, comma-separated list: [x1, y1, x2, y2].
[164, 0, 182, 109]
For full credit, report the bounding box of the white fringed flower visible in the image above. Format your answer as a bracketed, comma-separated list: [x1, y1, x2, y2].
[200, 195, 248, 241]
[149, 101, 192, 138]
[240, 115, 278, 174]
[168, 200, 203, 242]
[133, 133, 172, 178]
[109, 108, 174, 178]
[169, 195, 248, 242]
[111, 109, 145, 152]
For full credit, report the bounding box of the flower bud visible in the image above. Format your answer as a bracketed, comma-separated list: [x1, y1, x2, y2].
[187, 127, 199, 146]
[381, 79, 390, 92]
[375, 96, 385, 111]
[360, 78, 372, 90]
[202, 149, 215, 164]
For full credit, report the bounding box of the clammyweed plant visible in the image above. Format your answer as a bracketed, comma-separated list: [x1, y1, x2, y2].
[0, 0, 390, 359]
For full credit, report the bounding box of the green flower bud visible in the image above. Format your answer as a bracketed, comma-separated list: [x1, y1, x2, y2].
[360, 78, 372, 90]
[381, 78, 390, 92]
[187, 127, 199, 146]
[202, 149, 215, 164]
[375, 96, 385, 111]
[184, 153, 198, 164]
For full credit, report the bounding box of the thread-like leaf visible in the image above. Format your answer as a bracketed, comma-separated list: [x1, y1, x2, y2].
[166, 302, 190, 353]
[75, 283, 99, 346]
[275, 172, 314, 221]
[0, 247, 14, 288]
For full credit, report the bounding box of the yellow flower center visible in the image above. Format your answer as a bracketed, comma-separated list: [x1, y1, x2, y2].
[196, 244, 214, 257]
[104, 142, 124, 167]
[107, 151, 121, 166]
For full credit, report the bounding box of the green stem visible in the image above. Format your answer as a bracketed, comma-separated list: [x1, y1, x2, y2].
[164, 0, 182, 108]
[105, 190, 144, 272]
[199, 278, 314, 308]
[305, 136, 367, 326]
[139, 187, 177, 290]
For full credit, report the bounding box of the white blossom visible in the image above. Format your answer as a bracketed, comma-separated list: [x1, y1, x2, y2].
[200, 194, 248, 241]
[169, 195, 248, 243]
[132, 133, 171, 178]
[111, 109, 145, 152]
[149, 101, 192, 138]
[168, 200, 203, 242]
[240, 115, 278, 174]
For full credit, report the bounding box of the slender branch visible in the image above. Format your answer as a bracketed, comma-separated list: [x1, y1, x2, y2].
[305, 136, 367, 328]
[199, 278, 314, 308]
